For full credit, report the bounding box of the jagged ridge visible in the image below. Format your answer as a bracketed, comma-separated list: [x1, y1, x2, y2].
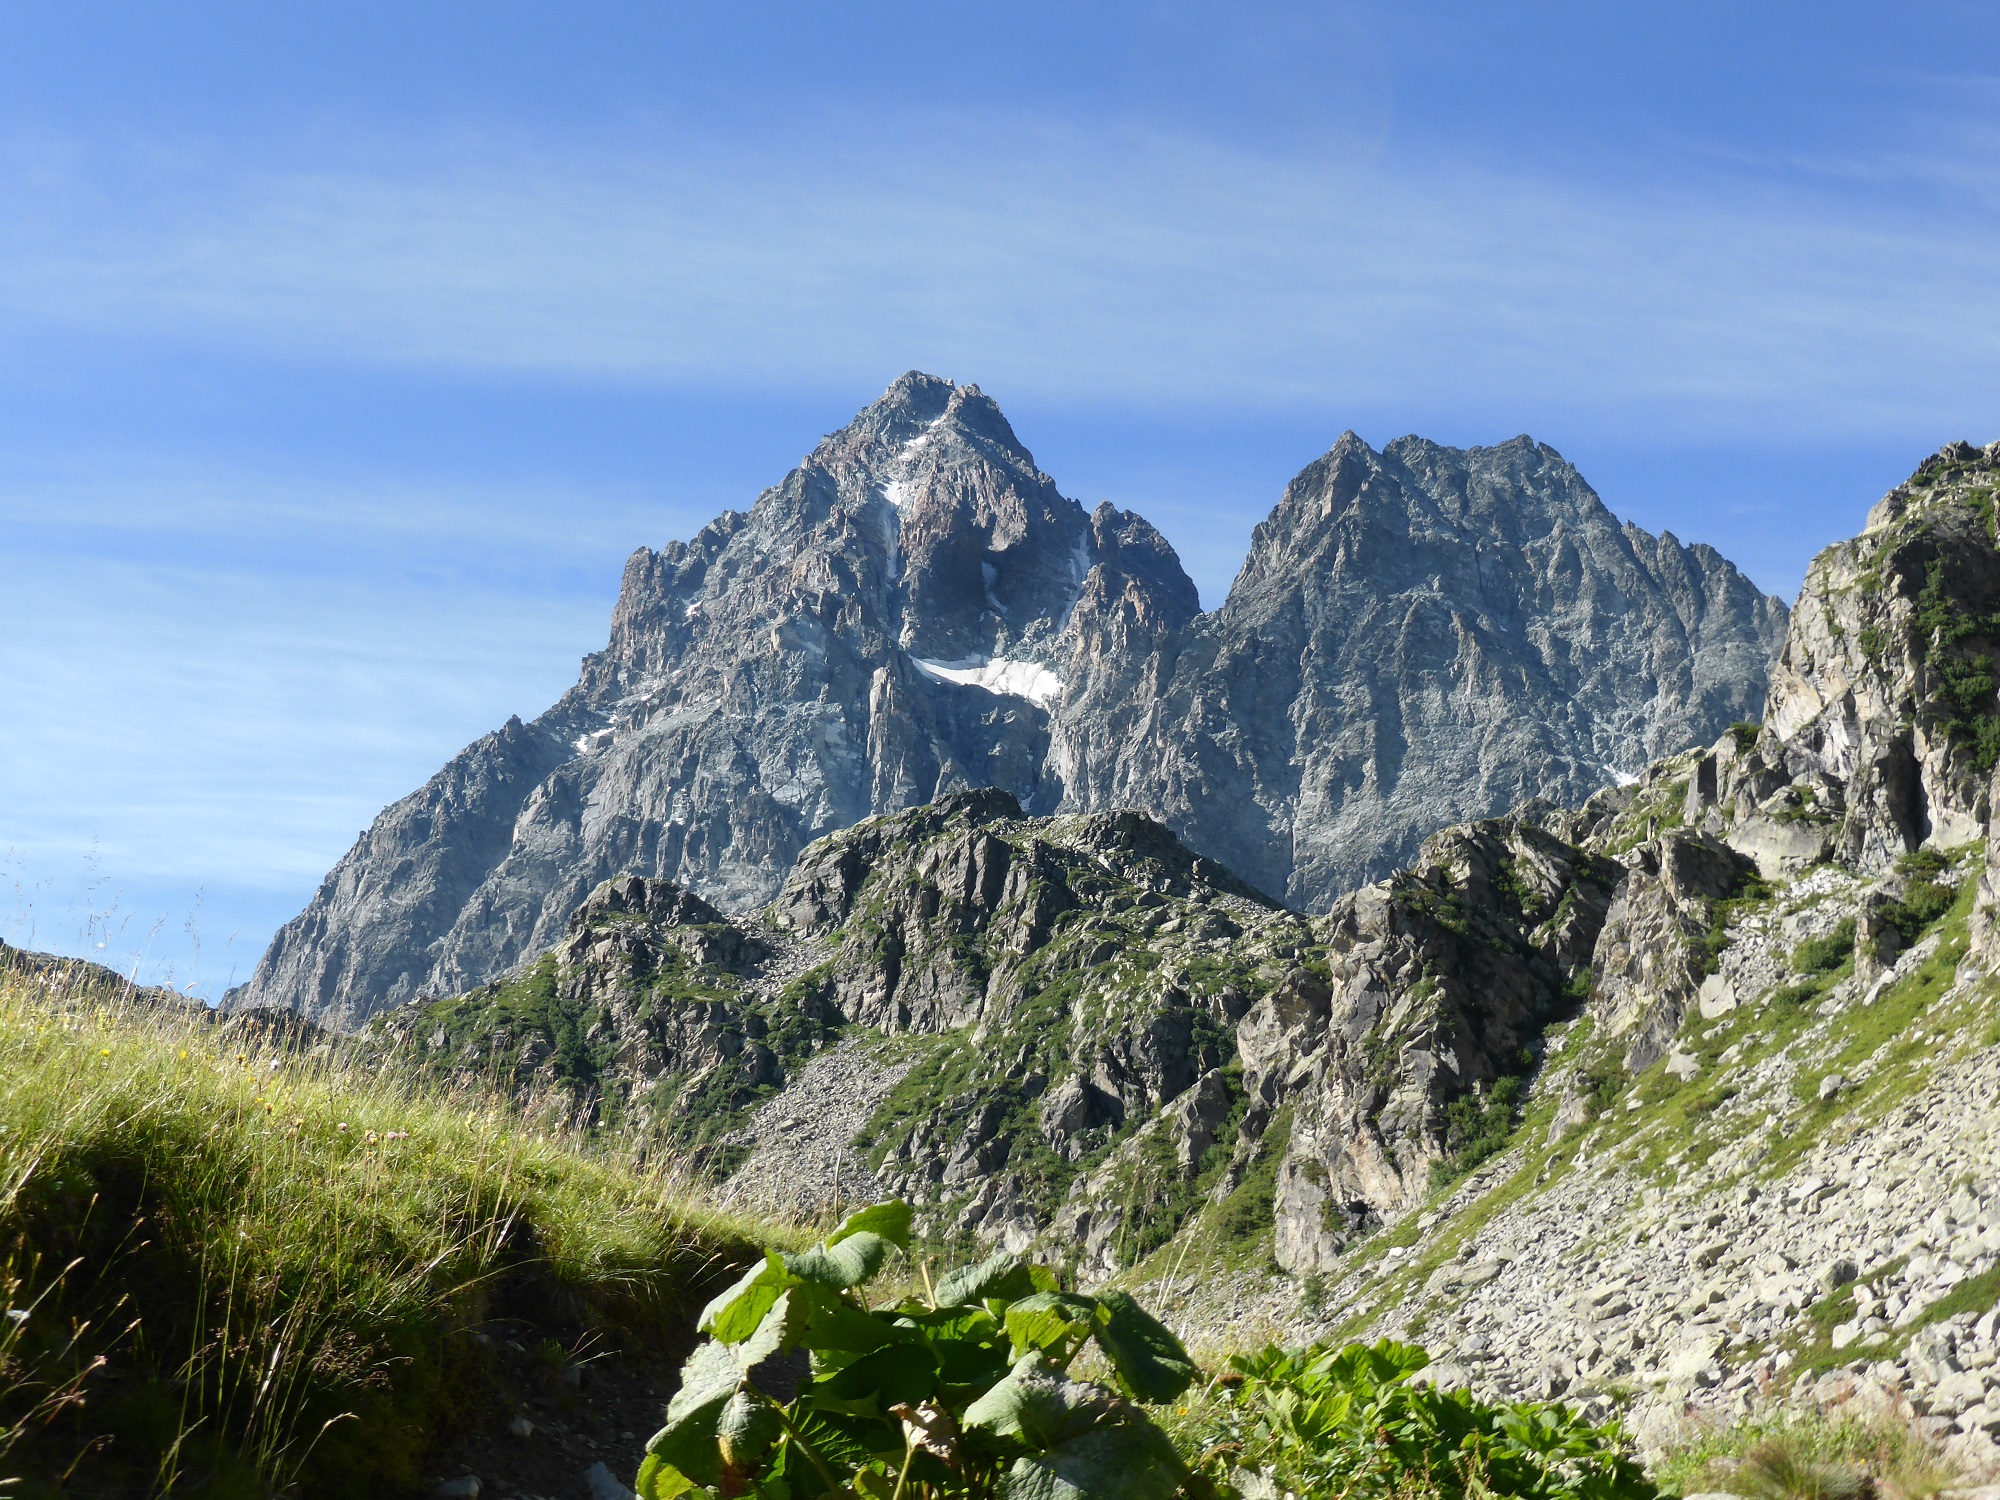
[238, 373, 1786, 1028]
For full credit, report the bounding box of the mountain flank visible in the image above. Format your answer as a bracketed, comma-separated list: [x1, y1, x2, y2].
[234, 372, 1785, 1027]
[336, 438, 2000, 1476]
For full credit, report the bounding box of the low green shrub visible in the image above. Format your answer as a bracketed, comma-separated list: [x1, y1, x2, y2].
[635, 1201, 1198, 1500]
[1882, 881, 1955, 945]
[1654, 1405, 1951, 1500]
[1179, 1339, 1653, 1500]
[1429, 1075, 1527, 1189]
[1792, 919, 1856, 975]
[1770, 980, 1827, 1010]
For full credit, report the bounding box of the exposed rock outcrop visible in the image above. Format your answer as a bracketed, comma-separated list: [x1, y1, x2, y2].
[236, 375, 1786, 1026]
[338, 433, 2000, 1337]
[1061, 433, 1788, 905]
[361, 792, 1308, 1249]
[1765, 438, 2000, 868]
[1243, 819, 1624, 1271]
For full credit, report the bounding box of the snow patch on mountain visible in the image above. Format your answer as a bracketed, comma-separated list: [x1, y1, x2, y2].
[910, 655, 1064, 709]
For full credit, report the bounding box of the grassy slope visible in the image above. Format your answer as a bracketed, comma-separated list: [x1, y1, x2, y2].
[0, 970, 770, 1499]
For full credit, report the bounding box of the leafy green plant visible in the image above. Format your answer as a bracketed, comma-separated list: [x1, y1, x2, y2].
[635, 1201, 1198, 1500]
[1791, 919, 1856, 976]
[1880, 856, 1960, 952]
[1770, 980, 1826, 1010]
[1911, 560, 2000, 772]
[1656, 1407, 1948, 1500]
[1187, 1340, 1654, 1500]
[1580, 1068, 1624, 1122]
[1429, 1075, 1526, 1189]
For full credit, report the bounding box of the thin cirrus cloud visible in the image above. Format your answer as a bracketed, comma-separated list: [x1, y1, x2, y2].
[1, 116, 1996, 436]
[6, 91, 2000, 993]
[0, 456, 688, 980]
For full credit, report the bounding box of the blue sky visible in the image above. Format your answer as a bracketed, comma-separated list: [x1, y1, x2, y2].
[5, 2, 1998, 995]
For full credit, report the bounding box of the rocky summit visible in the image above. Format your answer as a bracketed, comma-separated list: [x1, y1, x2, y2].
[331, 437, 2000, 1474]
[236, 372, 1784, 1027]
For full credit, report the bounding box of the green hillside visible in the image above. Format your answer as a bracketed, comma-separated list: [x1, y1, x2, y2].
[0, 966, 767, 1498]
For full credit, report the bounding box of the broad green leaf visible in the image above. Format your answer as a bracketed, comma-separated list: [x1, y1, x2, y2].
[962, 1354, 1117, 1450]
[932, 1251, 1051, 1307]
[819, 1342, 940, 1410]
[635, 1452, 695, 1500]
[1004, 1293, 1101, 1367]
[788, 1409, 903, 1473]
[799, 1295, 906, 1353]
[829, 1200, 912, 1253]
[698, 1253, 795, 1345]
[786, 1231, 889, 1289]
[1371, 1339, 1430, 1382]
[927, 1333, 1014, 1389]
[1326, 1338, 1426, 1394]
[644, 1340, 742, 1485]
[995, 1421, 1187, 1500]
[733, 1288, 806, 1373]
[1090, 1290, 1196, 1404]
[717, 1389, 783, 1473]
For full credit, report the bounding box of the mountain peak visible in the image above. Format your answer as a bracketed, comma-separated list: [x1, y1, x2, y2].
[236, 391, 1786, 1025]
[816, 372, 1036, 473]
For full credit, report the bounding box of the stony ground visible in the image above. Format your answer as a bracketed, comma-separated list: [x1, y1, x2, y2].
[422, 1329, 668, 1500]
[716, 1034, 921, 1220]
[1142, 854, 2000, 1477]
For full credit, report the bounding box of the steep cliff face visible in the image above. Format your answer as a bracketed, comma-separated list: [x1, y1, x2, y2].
[243, 713, 578, 1031]
[1766, 439, 2000, 867]
[242, 375, 1190, 1020]
[347, 440, 2000, 1294]
[238, 376, 1785, 1026]
[1062, 434, 1789, 903]
[360, 791, 1308, 1247]
[1243, 818, 1625, 1272]
[1229, 437, 2000, 1281]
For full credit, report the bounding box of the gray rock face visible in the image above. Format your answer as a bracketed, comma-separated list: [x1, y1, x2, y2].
[237, 374, 1786, 1026]
[341, 435, 2000, 1305]
[360, 789, 1305, 1251]
[1589, 830, 1757, 1074]
[1243, 817, 1625, 1271]
[1060, 433, 1789, 905]
[1768, 438, 2000, 872]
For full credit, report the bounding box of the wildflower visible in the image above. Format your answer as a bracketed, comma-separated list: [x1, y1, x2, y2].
[336, 1122, 349, 1133]
[99, 1048, 111, 1057]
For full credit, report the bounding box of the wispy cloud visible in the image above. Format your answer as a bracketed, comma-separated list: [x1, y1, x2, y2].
[1, 114, 1996, 437]
[0, 460, 650, 931]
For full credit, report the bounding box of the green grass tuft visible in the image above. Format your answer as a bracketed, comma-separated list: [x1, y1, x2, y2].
[0, 972, 766, 1498]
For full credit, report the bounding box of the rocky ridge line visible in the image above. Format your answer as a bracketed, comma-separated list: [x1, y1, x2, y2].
[234, 372, 1786, 1027]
